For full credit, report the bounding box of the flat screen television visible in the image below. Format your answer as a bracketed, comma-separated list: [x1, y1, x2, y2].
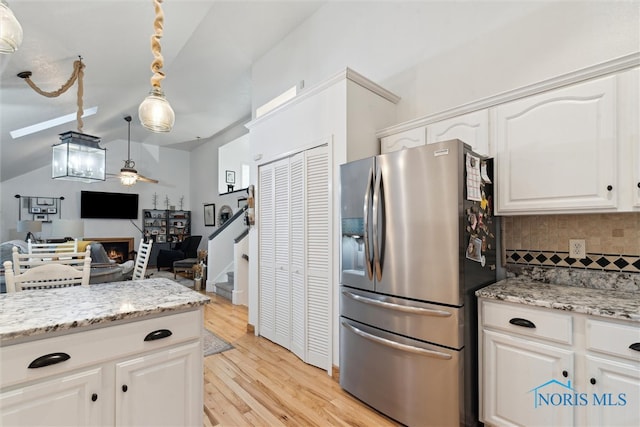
[80, 191, 139, 219]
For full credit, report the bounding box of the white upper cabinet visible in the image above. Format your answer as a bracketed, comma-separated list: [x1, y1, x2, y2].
[494, 74, 618, 214]
[380, 126, 426, 154]
[619, 68, 640, 208]
[426, 109, 491, 156]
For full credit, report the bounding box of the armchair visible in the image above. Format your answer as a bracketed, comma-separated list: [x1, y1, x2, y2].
[156, 235, 202, 271]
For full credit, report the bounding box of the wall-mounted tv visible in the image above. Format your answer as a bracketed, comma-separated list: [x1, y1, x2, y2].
[80, 191, 139, 219]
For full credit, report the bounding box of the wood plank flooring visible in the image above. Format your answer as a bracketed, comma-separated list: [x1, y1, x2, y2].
[201, 293, 399, 427]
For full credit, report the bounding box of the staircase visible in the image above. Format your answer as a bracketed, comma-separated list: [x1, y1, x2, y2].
[214, 271, 234, 300]
[207, 205, 249, 304]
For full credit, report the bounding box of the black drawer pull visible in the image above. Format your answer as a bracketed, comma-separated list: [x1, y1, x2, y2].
[122, 384, 128, 392]
[562, 370, 568, 378]
[144, 329, 172, 341]
[509, 318, 536, 328]
[91, 393, 98, 402]
[590, 378, 597, 385]
[629, 343, 640, 352]
[28, 352, 70, 369]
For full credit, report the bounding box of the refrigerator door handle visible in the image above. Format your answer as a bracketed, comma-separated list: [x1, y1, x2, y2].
[342, 290, 452, 317]
[363, 166, 374, 280]
[372, 166, 383, 281]
[342, 321, 452, 360]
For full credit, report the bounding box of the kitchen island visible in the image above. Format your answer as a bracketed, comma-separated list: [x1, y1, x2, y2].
[476, 277, 640, 427]
[0, 277, 209, 426]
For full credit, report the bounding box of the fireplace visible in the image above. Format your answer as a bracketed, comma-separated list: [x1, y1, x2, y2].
[86, 237, 135, 262]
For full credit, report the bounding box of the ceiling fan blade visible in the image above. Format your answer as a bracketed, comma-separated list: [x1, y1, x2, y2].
[137, 174, 159, 184]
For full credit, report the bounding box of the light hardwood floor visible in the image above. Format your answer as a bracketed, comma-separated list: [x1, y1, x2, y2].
[202, 293, 399, 427]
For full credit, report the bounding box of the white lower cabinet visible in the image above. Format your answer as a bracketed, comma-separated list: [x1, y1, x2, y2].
[0, 366, 104, 426]
[483, 329, 574, 426]
[0, 309, 203, 427]
[479, 299, 640, 427]
[115, 341, 201, 427]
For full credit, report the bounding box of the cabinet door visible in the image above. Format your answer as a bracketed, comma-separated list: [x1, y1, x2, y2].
[584, 355, 640, 427]
[258, 162, 276, 342]
[304, 145, 330, 370]
[290, 152, 306, 360]
[380, 127, 426, 153]
[115, 341, 202, 427]
[273, 158, 291, 349]
[482, 329, 574, 427]
[0, 367, 103, 427]
[494, 75, 617, 214]
[427, 109, 490, 156]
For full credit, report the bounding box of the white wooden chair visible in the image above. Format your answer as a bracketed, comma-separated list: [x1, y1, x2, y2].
[3, 247, 92, 293]
[9, 245, 91, 276]
[132, 240, 153, 280]
[28, 238, 78, 255]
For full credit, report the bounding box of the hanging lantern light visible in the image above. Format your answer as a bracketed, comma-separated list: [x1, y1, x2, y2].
[139, 0, 174, 132]
[18, 58, 106, 182]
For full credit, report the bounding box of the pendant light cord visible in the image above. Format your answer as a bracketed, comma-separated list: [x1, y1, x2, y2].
[19, 58, 86, 132]
[149, 0, 165, 90]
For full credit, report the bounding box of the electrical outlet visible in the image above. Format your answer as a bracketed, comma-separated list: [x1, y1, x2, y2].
[569, 239, 586, 259]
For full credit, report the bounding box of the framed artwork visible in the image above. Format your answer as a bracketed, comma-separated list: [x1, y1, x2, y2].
[204, 203, 215, 226]
[225, 170, 236, 184]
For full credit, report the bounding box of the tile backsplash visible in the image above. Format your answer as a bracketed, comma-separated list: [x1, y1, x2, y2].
[503, 213, 640, 273]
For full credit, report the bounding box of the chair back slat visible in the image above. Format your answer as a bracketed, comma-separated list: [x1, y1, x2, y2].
[28, 238, 78, 254]
[132, 241, 153, 280]
[4, 246, 92, 292]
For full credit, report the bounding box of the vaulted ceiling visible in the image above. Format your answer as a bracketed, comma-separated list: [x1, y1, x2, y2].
[0, 0, 325, 182]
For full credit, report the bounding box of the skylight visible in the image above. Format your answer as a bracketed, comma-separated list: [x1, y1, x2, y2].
[10, 106, 98, 139]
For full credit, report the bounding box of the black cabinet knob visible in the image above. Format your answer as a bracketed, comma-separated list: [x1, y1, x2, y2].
[607, 185, 613, 191]
[637, 182, 640, 189]
[91, 393, 98, 402]
[590, 378, 597, 385]
[562, 370, 568, 378]
[122, 385, 128, 392]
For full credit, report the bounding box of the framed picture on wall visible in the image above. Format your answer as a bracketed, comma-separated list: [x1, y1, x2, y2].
[225, 170, 236, 184]
[204, 203, 215, 226]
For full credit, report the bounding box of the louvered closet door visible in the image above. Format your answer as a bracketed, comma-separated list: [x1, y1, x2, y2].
[258, 163, 275, 342]
[273, 158, 291, 349]
[289, 153, 305, 360]
[305, 145, 330, 370]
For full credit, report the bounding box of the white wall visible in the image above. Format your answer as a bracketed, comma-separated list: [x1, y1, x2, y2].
[249, 1, 640, 369]
[189, 118, 250, 252]
[252, 1, 639, 123]
[1, 138, 190, 251]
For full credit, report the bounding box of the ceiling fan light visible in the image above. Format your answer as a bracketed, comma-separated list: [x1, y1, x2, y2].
[120, 171, 138, 187]
[138, 88, 175, 133]
[0, 0, 22, 54]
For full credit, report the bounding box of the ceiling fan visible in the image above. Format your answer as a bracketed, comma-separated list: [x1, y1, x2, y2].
[109, 116, 159, 186]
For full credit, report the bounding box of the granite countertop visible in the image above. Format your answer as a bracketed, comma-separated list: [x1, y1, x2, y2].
[0, 278, 210, 343]
[476, 278, 640, 323]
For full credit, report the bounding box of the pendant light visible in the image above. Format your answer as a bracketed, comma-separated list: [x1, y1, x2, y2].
[0, 0, 23, 53]
[138, 0, 174, 133]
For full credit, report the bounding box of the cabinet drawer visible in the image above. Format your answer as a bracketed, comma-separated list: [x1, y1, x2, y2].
[586, 318, 640, 362]
[481, 300, 573, 345]
[0, 309, 201, 388]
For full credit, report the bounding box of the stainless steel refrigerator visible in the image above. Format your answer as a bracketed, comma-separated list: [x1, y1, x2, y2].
[339, 139, 497, 426]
